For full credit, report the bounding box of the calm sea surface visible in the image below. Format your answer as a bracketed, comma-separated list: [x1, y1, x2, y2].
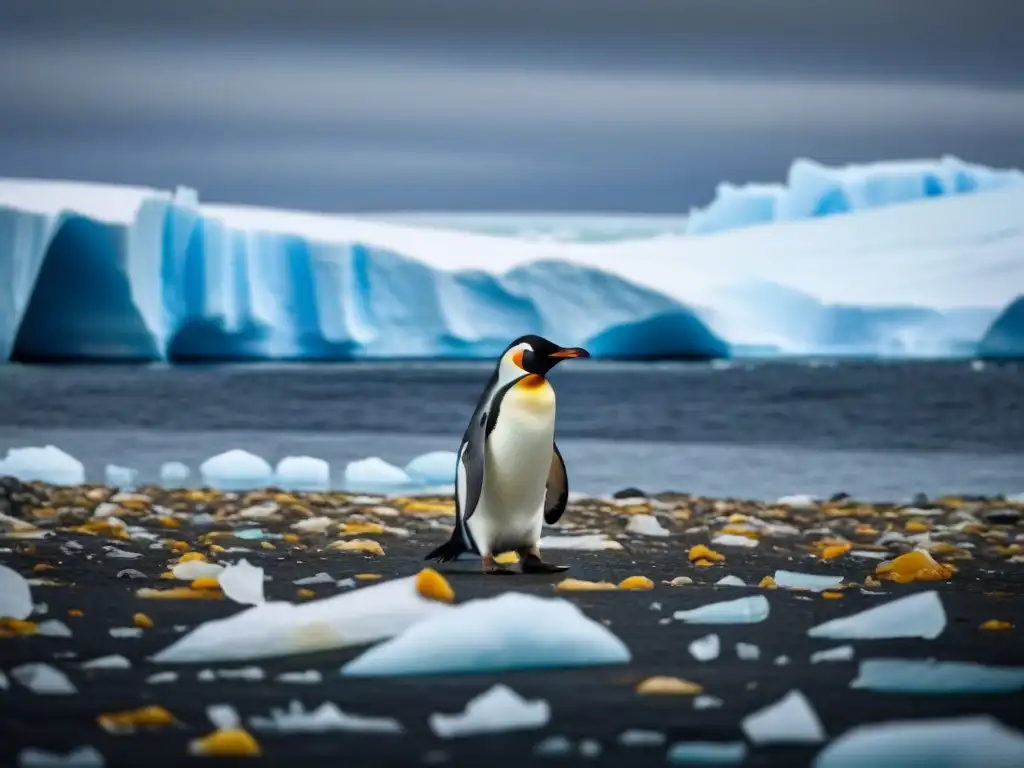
[0, 361, 1021, 501]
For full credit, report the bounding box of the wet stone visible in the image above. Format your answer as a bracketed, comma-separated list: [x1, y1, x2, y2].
[984, 508, 1021, 525]
[612, 487, 647, 500]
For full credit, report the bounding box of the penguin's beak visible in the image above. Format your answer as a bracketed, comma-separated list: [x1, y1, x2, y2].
[549, 347, 590, 359]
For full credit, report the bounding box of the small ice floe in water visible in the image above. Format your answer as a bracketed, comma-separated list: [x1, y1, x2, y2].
[36, 620, 72, 638]
[428, 684, 549, 739]
[810, 645, 854, 664]
[715, 575, 746, 587]
[850, 659, 1024, 693]
[172, 560, 224, 581]
[674, 595, 770, 625]
[626, 515, 671, 537]
[218, 559, 265, 605]
[293, 573, 335, 586]
[110, 628, 142, 638]
[666, 741, 747, 765]
[404, 451, 457, 485]
[812, 715, 1024, 768]
[275, 670, 322, 684]
[152, 571, 452, 663]
[534, 736, 575, 757]
[694, 695, 724, 710]
[0, 446, 84, 485]
[736, 642, 760, 661]
[342, 593, 630, 677]
[80, 655, 131, 670]
[159, 461, 191, 488]
[11, 663, 77, 694]
[249, 701, 403, 734]
[807, 590, 946, 640]
[199, 450, 273, 492]
[689, 634, 721, 662]
[16, 746, 105, 767]
[742, 690, 827, 745]
[146, 671, 178, 684]
[710, 534, 758, 548]
[343, 457, 411, 491]
[274, 456, 330, 492]
[104, 464, 137, 490]
[776, 494, 817, 509]
[774, 570, 844, 592]
[537, 534, 624, 551]
[618, 729, 666, 748]
[0, 564, 34, 620]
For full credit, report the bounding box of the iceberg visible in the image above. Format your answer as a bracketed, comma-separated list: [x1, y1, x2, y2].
[0, 446, 85, 486]
[978, 295, 1024, 359]
[2, 158, 1023, 363]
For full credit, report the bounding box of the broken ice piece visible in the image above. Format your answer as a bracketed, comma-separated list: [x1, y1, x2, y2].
[710, 534, 758, 548]
[428, 684, 549, 739]
[11, 663, 77, 694]
[774, 570, 843, 592]
[36, 620, 72, 638]
[249, 700, 403, 734]
[109, 628, 142, 639]
[715, 575, 746, 587]
[807, 590, 946, 640]
[172, 560, 224, 580]
[146, 671, 178, 684]
[579, 739, 601, 757]
[81, 655, 131, 671]
[534, 736, 575, 757]
[207, 704, 242, 730]
[850, 659, 1024, 694]
[538, 534, 624, 551]
[735, 642, 760, 661]
[742, 690, 826, 745]
[0, 563, 33, 620]
[666, 741, 747, 765]
[116, 569, 147, 580]
[626, 514, 670, 537]
[810, 646, 854, 664]
[618, 729, 666, 747]
[813, 715, 1024, 768]
[694, 695, 724, 710]
[674, 595, 769, 625]
[16, 746, 106, 767]
[689, 634, 721, 662]
[293, 573, 335, 586]
[774, 655, 791, 666]
[218, 559, 265, 605]
[276, 670, 323, 684]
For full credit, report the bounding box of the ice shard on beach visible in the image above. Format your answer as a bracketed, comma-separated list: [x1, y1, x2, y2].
[674, 595, 770, 625]
[850, 659, 1024, 694]
[774, 570, 844, 592]
[807, 590, 947, 640]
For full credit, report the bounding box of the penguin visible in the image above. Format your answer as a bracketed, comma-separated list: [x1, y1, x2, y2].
[425, 334, 590, 575]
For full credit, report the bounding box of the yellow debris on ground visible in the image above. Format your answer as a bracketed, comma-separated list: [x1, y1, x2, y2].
[327, 539, 385, 556]
[875, 549, 955, 583]
[188, 728, 262, 757]
[415, 568, 455, 603]
[635, 676, 703, 695]
[688, 545, 724, 563]
[618, 576, 655, 590]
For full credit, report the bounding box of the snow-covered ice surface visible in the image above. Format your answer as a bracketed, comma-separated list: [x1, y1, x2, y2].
[0, 446, 85, 486]
[2, 158, 1024, 363]
[850, 659, 1024, 693]
[674, 595, 770, 625]
[807, 591, 947, 640]
[341, 593, 630, 677]
[428, 685, 550, 739]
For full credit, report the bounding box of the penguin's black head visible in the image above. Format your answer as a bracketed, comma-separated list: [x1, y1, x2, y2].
[504, 334, 590, 376]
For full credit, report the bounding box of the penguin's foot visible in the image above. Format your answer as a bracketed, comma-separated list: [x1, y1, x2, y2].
[481, 555, 517, 576]
[519, 551, 570, 574]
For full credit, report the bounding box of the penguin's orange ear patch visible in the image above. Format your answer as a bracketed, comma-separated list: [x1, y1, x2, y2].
[511, 349, 524, 369]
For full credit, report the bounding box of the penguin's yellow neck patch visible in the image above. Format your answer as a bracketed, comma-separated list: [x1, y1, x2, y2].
[518, 374, 546, 390]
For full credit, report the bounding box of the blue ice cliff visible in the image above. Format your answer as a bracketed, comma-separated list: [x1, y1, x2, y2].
[2, 155, 1023, 363]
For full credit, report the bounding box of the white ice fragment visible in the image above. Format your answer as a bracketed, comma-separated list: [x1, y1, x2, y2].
[207, 704, 241, 730]
[11, 663, 77, 694]
[342, 593, 630, 677]
[849, 551, 887, 560]
[534, 736, 575, 756]
[80, 655, 131, 671]
[276, 670, 322, 684]
[197, 669, 216, 682]
[238, 502, 278, 520]
[0, 446, 84, 485]
[850, 659, 1024, 693]
[250, 700, 403, 734]
[159, 461, 190, 488]
[293, 573, 335, 586]
[109, 628, 142, 638]
[199, 450, 272, 491]
[0, 564, 33, 620]
[807, 590, 946, 640]
[774, 570, 844, 592]
[104, 464, 137, 489]
[171, 560, 225, 580]
[776, 494, 817, 509]
[694, 695, 724, 710]
[667, 741, 747, 765]
[812, 715, 1024, 768]
[36, 620, 72, 638]
[213, 667, 264, 681]
[742, 690, 827, 745]
[538, 534, 623, 551]
[810, 645, 855, 664]
[715, 575, 746, 587]
[775, 655, 791, 666]
[104, 548, 142, 560]
[218, 559, 265, 605]
[16, 746, 105, 767]
[736, 642, 760, 660]
[152, 573, 451, 663]
[626, 514, 671, 537]
[146, 671, 178, 684]
[291, 516, 333, 533]
[710, 534, 758, 548]
[674, 595, 770, 625]
[689, 634, 721, 662]
[618, 729, 666, 747]
[275, 456, 330, 492]
[404, 451, 457, 485]
[344, 457, 411, 491]
[579, 739, 601, 758]
[428, 684, 549, 739]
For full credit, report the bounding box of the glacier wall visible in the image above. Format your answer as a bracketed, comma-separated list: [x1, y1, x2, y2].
[978, 297, 1024, 359]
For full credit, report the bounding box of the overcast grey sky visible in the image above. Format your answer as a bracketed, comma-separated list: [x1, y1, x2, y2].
[1, 0, 1022, 213]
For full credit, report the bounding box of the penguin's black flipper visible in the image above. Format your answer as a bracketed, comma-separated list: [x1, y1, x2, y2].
[543, 442, 569, 525]
[460, 411, 487, 524]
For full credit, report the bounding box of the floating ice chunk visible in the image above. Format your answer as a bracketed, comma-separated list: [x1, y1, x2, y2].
[694, 695, 724, 710]
[199, 450, 272, 491]
[689, 634, 721, 662]
[218, 559, 265, 605]
[110, 627, 142, 638]
[159, 462, 190, 488]
[777, 494, 818, 509]
[293, 573, 335, 586]
[152, 573, 451, 663]
[0, 564, 33, 619]
[810, 645, 854, 664]
[666, 741, 747, 765]
[81, 655, 131, 670]
[736, 642, 760, 660]
[0, 446, 84, 486]
[11, 663, 77, 694]
[36, 620, 72, 638]
[274, 456, 330, 492]
[850, 551, 887, 560]
[342, 593, 630, 677]
[275, 670, 322, 684]
[715, 575, 746, 587]
[404, 451, 457, 485]
[212, 666, 264, 681]
[103, 465, 137, 490]
[344, 457, 411, 490]
[207, 703, 241, 730]
[812, 715, 1024, 768]
[428, 684, 550, 739]
[172, 560, 225, 581]
[249, 700, 403, 734]
[807, 590, 946, 640]
[534, 736, 575, 756]
[674, 595, 770, 625]
[618, 729, 666, 747]
[538, 534, 623, 551]
[710, 534, 758, 548]
[626, 514, 671, 537]
[579, 740, 601, 757]
[775, 655, 791, 666]
[850, 659, 1024, 693]
[17, 746, 105, 767]
[146, 671, 178, 684]
[774, 570, 844, 592]
[742, 690, 827, 745]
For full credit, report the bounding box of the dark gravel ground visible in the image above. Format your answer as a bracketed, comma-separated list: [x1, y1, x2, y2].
[0, 486, 1023, 768]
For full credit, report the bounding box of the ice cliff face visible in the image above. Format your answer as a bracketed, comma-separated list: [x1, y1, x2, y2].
[1, 156, 1023, 363]
[978, 297, 1024, 359]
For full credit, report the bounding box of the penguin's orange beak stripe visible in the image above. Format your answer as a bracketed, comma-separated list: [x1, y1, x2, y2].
[549, 348, 587, 358]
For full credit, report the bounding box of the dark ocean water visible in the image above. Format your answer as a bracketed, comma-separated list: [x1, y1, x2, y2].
[0, 361, 1021, 500]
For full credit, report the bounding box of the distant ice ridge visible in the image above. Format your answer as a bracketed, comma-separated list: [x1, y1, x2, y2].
[2, 156, 1024, 363]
